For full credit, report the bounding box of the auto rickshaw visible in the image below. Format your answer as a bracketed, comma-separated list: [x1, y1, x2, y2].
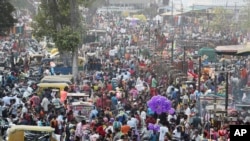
[30, 54, 43, 64]
[69, 101, 94, 122]
[37, 83, 69, 95]
[7, 125, 57, 141]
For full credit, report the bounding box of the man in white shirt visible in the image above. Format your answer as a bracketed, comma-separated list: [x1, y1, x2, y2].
[166, 84, 174, 95]
[2, 96, 14, 106]
[57, 112, 64, 134]
[184, 104, 191, 117]
[159, 123, 169, 141]
[192, 129, 202, 141]
[41, 96, 50, 113]
[52, 96, 62, 110]
[140, 110, 146, 126]
[127, 116, 137, 129]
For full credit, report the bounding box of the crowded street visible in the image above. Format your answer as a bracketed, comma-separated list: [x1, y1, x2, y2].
[1, 0, 250, 141]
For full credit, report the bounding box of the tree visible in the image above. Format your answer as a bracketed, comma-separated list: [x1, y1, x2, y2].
[32, 0, 94, 82]
[240, 1, 250, 32]
[210, 7, 227, 31]
[141, 3, 158, 19]
[0, 0, 17, 33]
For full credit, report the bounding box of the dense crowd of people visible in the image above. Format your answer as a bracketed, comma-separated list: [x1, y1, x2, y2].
[2, 7, 250, 141]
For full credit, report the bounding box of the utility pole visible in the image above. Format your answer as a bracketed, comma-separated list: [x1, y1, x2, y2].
[70, 0, 79, 83]
[225, 71, 229, 116]
[171, 0, 174, 26]
[171, 40, 174, 63]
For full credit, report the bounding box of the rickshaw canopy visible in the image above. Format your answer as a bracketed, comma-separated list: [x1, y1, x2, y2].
[40, 78, 72, 85]
[68, 93, 89, 97]
[8, 125, 55, 134]
[42, 75, 73, 79]
[7, 125, 56, 141]
[71, 101, 93, 106]
[37, 83, 69, 87]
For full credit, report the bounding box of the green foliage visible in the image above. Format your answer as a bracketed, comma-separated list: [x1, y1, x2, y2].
[79, 0, 96, 7]
[210, 7, 228, 31]
[55, 26, 80, 52]
[0, 0, 17, 33]
[141, 3, 158, 18]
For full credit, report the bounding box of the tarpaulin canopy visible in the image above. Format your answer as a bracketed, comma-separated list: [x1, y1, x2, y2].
[198, 47, 217, 62]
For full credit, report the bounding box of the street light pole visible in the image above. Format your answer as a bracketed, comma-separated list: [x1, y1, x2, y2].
[214, 74, 217, 110]
[198, 55, 201, 92]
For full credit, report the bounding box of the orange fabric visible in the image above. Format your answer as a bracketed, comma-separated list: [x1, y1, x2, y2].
[121, 125, 130, 134]
[60, 91, 67, 103]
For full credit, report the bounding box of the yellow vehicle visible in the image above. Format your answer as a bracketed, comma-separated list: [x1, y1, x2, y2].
[37, 83, 69, 95]
[50, 48, 58, 54]
[40, 77, 72, 85]
[7, 125, 57, 141]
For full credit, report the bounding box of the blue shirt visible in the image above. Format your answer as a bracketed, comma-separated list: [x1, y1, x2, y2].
[111, 96, 118, 105]
[150, 133, 158, 141]
[147, 108, 154, 115]
[89, 109, 98, 121]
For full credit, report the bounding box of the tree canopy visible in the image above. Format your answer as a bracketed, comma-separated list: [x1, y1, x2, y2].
[0, 0, 17, 33]
[32, 0, 94, 52]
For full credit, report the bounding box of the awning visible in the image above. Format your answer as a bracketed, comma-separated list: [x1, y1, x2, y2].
[215, 44, 246, 55]
[161, 11, 182, 16]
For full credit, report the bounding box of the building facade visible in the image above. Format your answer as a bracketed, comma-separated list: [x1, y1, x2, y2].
[186, 0, 247, 7]
[109, 0, 151, 8]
